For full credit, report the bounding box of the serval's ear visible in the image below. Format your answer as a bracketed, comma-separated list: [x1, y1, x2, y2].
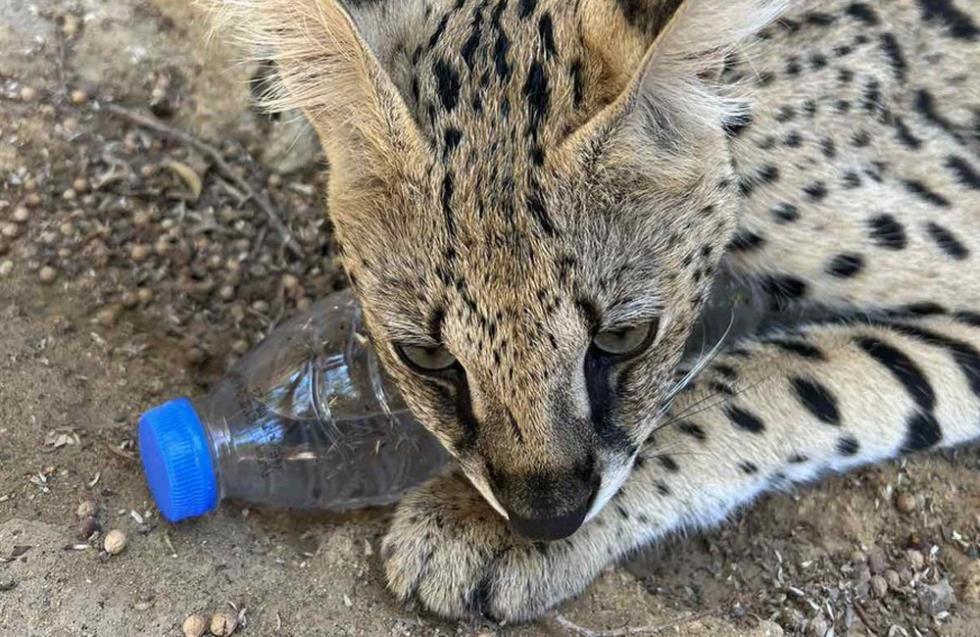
[208, 0, 427, 197]
[568, 0, 786, 157]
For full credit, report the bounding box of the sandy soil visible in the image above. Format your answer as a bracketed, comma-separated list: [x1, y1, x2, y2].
[2, 2, 979, 636]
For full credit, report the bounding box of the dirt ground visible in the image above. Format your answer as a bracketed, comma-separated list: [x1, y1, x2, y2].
[2, 2, 980, 636]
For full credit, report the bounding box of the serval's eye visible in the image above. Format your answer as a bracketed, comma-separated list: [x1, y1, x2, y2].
[592, 318, 660, 358]
[395, 343, 458, 373]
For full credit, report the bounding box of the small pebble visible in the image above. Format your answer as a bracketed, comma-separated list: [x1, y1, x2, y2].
[76, 500, 98, 518]
[807, 617, 828, 637]
[97, 305, 122, 328]
[962, 560, 980, 605]
[76, 516, 100, 541]
[38, 266, 58, 284]
[231, 340, 249, 355]
[218, 285, 235, 301]
[11, 206, 29, 223]
[281, 273, 300, 290]
[895, 492, 917, 513]
[103, 529, 127, 555]
[182, 613, 208, 637]
[0, 260, 13, 277]
[62, 14, 80, 37]
[908, 549, 925, 570]
[60, 222, 76, 237]
[19, 86, 37, 101]
[1, 223, 21, 238]
[72, 178, 89, 193]
[70, 89, 88, 105]
[884, 569, 901, 590]
[870, 575, 888, 598]
[120, 291, 139, 309]
[918, 578, 956, 615]
[209, 612, 238, 636]
[137, 288, 154, 303]
[868, 546, 887, 574]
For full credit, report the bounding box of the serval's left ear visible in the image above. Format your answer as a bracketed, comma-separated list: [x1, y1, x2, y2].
[207, 0, 427, 206]
[567, 0, 787, 158]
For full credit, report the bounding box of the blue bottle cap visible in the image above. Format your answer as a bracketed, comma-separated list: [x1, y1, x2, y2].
[138, 398, 219, 522]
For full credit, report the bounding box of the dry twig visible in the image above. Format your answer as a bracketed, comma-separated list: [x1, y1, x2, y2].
[105, 103, 303, 258]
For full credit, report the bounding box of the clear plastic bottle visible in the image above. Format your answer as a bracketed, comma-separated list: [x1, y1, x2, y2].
[138, 290, 451, 523]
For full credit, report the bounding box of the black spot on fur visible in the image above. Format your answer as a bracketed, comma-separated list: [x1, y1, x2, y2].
[854, 336, 936, 411]
[904, 180, 951, 207]
[803, 181, 828, 201]
[868, 214, 907, 250]
[655, 481, 671, 496]
[846, 3, 879, 25]
[878, 321, 980, 399]
[493, 32, 511, 80]
[791, 377, 841, 425]
[775, 105, 796, 123]
[441, 172, 456, 236]
[428, 13, 451, 48]
[570, 59, 584, 109]
[903, 411, 942, 452]
[524, 61, 550, 133]
[762, 276, 809, 309]
[738, 461, 759, 475]
[725, 405, 766, 434]
[788, 453, 809, 464]
[657, 455, 680, 473]
[804, 12, 836, 26]
[820, 137, 837, 158]
[461, 4, 486, 70]
[617, 0, 684, 34]
[434, 59, 461, 111]
[538, 13, 557, 57]
[723, 112, 752, 137]
[878, 33, 907, 81]
[771, 202, 800, 223]
[919, 0, 979, 40]
[925, 222, 970, 260]
[892, 117, 922, 149]
[842, 171, 862, 189]
[519, 0, 537, 18]
[946, 156, 980, 189]
[861, 78, 881, 113]
[915, 89, 967, 145]
[851, 130, 872, 147]
[714, 364, 738, 380]
[954, 311, 980, 328]
[827, 253, 865, 278]
[768, 339, 827, 360]
[837, 436, 860, 456]
[784, 131, 803, 147]
[728, 230, 766, 252]
[526, 183, 556, 236]
[443, 128, 463, 152]
[677, 421, 707, 441]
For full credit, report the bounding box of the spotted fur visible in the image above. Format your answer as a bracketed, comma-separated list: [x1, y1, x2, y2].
[210, 0, 980, 622]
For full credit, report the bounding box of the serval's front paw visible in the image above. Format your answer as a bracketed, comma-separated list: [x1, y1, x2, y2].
[381, 472, 595, 623]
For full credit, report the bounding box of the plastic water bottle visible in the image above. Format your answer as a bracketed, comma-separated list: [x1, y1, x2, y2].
[138, 290, 451, 522]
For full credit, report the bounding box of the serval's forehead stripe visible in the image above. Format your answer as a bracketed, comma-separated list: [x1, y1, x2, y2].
[404, 0, 591, 243]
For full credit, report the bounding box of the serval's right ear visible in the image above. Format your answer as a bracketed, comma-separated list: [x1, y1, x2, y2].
[207, 0, 427, 206]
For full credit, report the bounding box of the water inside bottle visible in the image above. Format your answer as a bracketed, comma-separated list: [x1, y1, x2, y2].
[198, 292, 450, 511]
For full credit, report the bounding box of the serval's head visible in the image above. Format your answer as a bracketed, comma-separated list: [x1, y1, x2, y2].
[213, 0, 784, 540]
